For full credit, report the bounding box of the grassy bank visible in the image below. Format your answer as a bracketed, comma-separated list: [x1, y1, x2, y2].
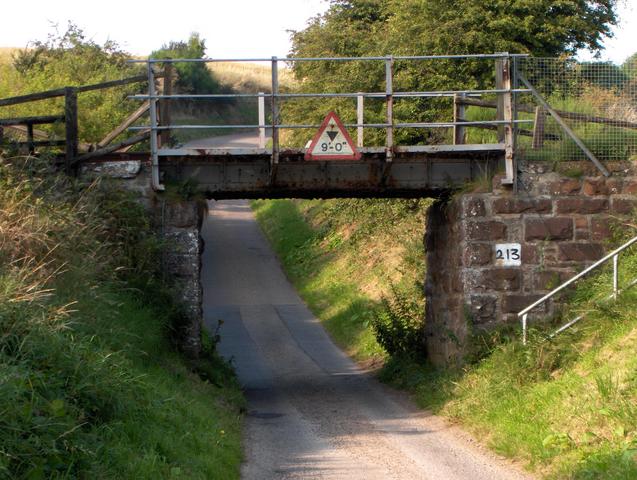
[0, 157, 243, 479]
[252, 198, 429, 363]
[253, 197, 637, 478]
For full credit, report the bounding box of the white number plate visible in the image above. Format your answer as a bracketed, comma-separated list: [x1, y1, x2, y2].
[495, 243, 521, 266]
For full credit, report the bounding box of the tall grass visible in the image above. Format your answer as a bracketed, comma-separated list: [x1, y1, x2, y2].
[0, 156, 243, 479]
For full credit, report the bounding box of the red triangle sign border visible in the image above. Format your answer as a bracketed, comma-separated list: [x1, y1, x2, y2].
[304, 111, 362, 161]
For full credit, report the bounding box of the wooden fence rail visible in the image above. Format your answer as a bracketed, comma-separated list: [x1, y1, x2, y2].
[0, 70, 170, 171]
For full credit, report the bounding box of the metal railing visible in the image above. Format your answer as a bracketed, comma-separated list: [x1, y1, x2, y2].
[127, 53, 532, 190]
[518, 235, 637, 344]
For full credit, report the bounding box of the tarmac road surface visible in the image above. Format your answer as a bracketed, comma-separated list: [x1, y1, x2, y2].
[201, 199, 532, 480]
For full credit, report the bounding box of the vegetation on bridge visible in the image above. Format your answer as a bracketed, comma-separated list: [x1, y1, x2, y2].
[0, 157, 243, 478]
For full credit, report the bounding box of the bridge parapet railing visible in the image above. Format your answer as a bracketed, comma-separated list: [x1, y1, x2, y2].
[456, 57, 637, 177]
[128, 53, 535, 190]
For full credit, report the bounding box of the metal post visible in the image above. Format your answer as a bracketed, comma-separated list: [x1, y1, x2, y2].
[270, 57, 280, 184]
[613, 254, 619, 299]
[495, 59, 505, 143]
[522, 313, 528, 345]
[258, 92, 266, 149]
[159, 62, 173, 147]
[147, 62, 164, 191]
[453, 93, 466, 145]
[385, 56, 394, 162]
[501, 56, 515, 185]
[357, 93, 364, 148]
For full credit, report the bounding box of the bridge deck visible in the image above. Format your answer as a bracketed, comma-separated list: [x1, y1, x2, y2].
[81, 144, 504, 199]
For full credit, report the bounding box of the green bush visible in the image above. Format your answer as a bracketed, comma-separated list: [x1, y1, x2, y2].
[372, 284, 425, 359]
[1, 23, 143, 143]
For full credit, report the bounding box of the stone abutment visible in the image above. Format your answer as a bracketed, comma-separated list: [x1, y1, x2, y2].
[424, 160, 637, 366]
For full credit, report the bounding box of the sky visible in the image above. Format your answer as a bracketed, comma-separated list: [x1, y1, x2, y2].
[0, 0, 330, 58]
[0, 0, 635, 64]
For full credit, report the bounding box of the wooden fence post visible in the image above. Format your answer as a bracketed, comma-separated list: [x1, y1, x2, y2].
[26, 123, 35, 154]
[64, 87, 78, 174]
[532, 106, 545, 149]
[453, 93, 466, 145]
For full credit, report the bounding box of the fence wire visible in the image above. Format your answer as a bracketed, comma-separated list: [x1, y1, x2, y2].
[513, 57, 637, 163]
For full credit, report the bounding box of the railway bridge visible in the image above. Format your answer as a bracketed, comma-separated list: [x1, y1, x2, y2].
[1, 53, 635, 364]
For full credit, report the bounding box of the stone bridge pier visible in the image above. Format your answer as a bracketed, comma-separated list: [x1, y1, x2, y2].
[81, 160, 205, 358]
[425, 160, 637, 366]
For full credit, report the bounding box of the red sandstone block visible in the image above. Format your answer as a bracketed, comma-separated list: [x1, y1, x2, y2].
[469, 295, 497, 323]
[548, 179, 581, 195]
[556, 198, 608, 214]
[591, 217, 612, 241]
[492, 198, 552, 214]
[582, 178, 609, 195]
[466, 220, 507, 241]
[522, 244, 539, 264]
[463, 243, 492, 266]
[611, 197, 637, 214]
[525, 218, 573, 241]
[607, 178, 623, 194]
[482, 268, 521, 292]
[533, 270, 575, 290]
[575, 229, 591, 241]
[623, 178, 637, 195]
[574, 217, 588, 229]
[502, 294, 545, 313]
[558, 243, 604, 262]
[464, 198, 486, 217]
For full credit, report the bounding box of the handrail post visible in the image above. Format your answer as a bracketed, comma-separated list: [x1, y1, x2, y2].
[385, 56, 394, 162]
[64, 87, 78, 175]
[258, 92, 266, 149]
[613, 254, 619, 300]
[522, 313, 528, 345]
[270, 57, 280, 184]
[147, 62, 164, 190]
[357, 92, 364, 148]
[159, 62, 173, 147]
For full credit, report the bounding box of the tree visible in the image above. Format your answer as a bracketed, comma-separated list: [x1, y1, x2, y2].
[151, 33, 220, 94]
[8, 22, 141, 143]
[284, 0, 620, 146]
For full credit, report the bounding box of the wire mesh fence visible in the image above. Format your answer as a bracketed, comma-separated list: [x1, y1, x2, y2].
[513, 57, 637, 163]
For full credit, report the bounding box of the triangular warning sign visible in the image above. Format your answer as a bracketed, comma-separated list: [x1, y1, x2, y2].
[304, 111, 361, 161]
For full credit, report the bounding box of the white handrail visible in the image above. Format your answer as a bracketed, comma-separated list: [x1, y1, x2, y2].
[518, 235, 637, 344]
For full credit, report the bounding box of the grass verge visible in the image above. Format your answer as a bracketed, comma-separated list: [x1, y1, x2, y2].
[0, 157, 243, 479]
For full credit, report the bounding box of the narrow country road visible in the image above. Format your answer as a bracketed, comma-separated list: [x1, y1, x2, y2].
[183, 130, 269, 149]
[201, 200, 532, 480]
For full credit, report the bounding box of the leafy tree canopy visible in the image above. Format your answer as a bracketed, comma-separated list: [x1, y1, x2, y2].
[292, 0, 618, 60]
[13, 22, 135, 83]
[284, 0, 620, 147]
[151, 33, 220, 94]
[6, 23, 140, 142]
